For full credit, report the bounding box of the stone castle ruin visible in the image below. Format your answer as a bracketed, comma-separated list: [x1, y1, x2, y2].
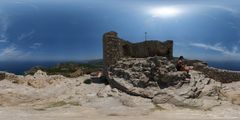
[102, 31, 240, 84]
[101, 31, 240, 109]
[103, 31, 173, 74]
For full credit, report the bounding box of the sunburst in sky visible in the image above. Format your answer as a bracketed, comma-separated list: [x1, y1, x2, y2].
[149, 7, 182, 18]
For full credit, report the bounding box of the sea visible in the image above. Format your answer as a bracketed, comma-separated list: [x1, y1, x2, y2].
[0, 61, 240, 75]
[207, 61, 240, 71]
[0, 61, 59, 75]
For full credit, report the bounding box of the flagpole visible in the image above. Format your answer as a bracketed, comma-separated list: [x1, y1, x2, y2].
[145, 32, 147, 41]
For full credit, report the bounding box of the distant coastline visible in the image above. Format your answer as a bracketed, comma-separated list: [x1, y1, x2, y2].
[0, 60, 239, 75]
[207, 61, 240, 71]
[0, 61, 60, 75]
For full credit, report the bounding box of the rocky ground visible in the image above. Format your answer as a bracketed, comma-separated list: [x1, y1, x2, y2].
[0, 73, 240, 120]
[0, 57, 240, 120]
[107, 57, 240, 109]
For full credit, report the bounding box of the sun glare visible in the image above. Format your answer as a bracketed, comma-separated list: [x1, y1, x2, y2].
[149, 7, 182, 18]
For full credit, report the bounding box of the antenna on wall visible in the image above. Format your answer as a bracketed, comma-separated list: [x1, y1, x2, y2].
[145, 32, 147, 41]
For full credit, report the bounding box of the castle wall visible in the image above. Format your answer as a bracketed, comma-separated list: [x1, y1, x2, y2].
[103, 32, 124, 70]
[103, 31, 173, 76]
[129, 40, 173, 58]
[194, 63, 240, 83]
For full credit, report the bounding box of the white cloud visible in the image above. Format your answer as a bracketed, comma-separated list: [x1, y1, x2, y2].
[0, 14, 9, 43]
[208, 5, 237, 13]
[14, 1, 39, 11]
[18, 30, 35, 41]
[0, 45, 31, 61]
[190, 43, 240, 57]
[30, 42, 42, 49]
[0, 46, 19, 57]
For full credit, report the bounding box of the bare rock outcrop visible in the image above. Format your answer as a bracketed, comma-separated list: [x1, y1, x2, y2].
[152, 70, 222, 109]
[4, 70, 65, 88]
[107, 56, 189, 98]
[106, 56, 225, 109]
[219, 82, 240, 105]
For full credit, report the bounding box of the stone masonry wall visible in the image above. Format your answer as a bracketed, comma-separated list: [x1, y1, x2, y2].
[103, 31, 173, 76]
[194, 63, 240, 83]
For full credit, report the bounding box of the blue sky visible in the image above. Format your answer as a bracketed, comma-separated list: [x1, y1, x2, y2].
[0, 0, 240, 61]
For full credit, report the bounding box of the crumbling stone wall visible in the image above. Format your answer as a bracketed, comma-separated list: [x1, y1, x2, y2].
[103, 31, 173, 75]
[194, 63, 240, 83]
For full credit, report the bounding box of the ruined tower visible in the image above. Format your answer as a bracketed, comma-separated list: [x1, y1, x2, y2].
[103, 31, 173, 76]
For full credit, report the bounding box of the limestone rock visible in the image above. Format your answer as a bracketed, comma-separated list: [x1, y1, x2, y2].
[152, 93, 197, 107]
[69, 69, 84, 78]
[152, 92, 172, 104]
[107, 56, 189, 98]
[155, 103, 177, 110]
[200, 84, 221, 98]
[119, 93, 153, 108]
[119, 95, 138, 107]
[97, 85, 113, 97]
[34, 70, 48, 79]
[220, 91, 240, 105]
[4, 70, 65, 88]
[5, 73, 21, 83]
[201, 99, 221, 110]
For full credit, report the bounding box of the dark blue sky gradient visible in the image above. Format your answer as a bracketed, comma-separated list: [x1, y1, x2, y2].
[0, 0, 240, 61]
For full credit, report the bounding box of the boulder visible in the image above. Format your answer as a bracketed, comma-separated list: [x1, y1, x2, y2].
[107, 56, 189, 98]
[152, 92, 173, 104]
[97, 85, 113, 97]
[34, 70, 48, 79]
[220, 91, 240, 105]
[108, 77, 156, 98]
[69, 69, 84, 78]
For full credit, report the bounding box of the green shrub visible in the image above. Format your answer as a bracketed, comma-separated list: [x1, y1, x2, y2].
[83, 79, 92, 84]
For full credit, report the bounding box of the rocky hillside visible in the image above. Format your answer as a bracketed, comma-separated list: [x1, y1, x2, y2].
[25, 61, 103, 78]
[107, 56, 240, 109]
[0, 58, 240, 120]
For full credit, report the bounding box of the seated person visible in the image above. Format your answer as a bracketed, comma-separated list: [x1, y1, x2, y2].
[176, 56, 191, 73]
